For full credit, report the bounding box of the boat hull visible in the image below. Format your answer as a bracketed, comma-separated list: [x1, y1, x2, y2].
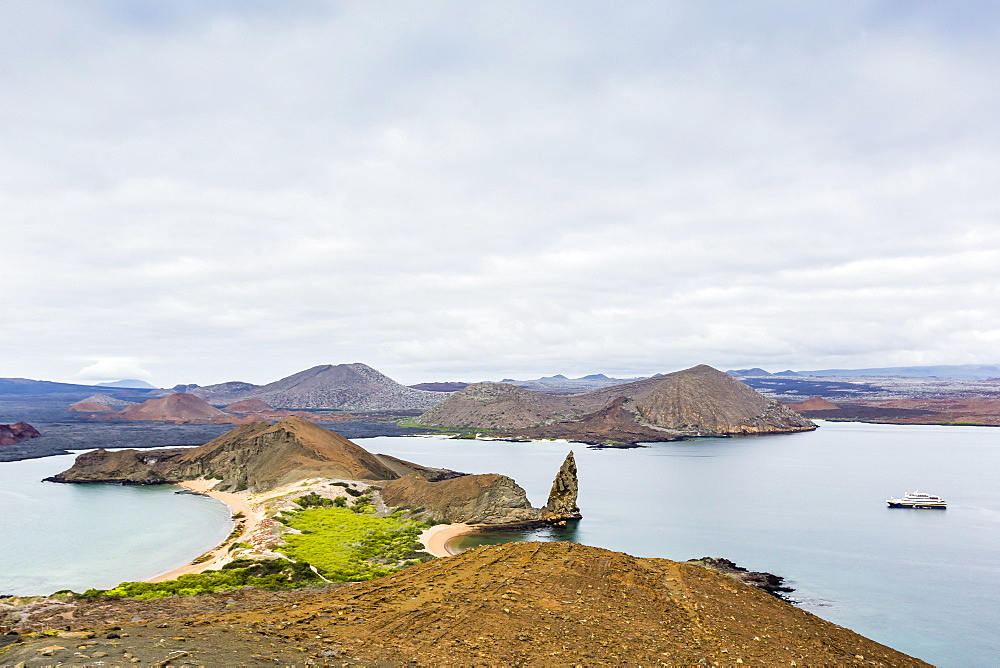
[887, 502, 946, 509]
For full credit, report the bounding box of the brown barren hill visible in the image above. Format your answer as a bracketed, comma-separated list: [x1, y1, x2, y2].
[623, 364, 816, 434]
[0, 422, 41, 445]
[224, 398, 273, 413]
[208, 541, 927, 666]
[420, 364, 815, 440]
[0, 542, 929, 666]
[418, 381, 601, 429]
[47, 417, 401, 491]
[784, 396, 839, 412]
[114, 393, 227, 421]
[381, 473, 541, 524]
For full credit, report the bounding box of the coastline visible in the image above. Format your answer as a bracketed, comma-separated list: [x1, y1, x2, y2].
[148, 483, 479, 581]
[418, 523, 478, 558]
[146, 480, 263, 582]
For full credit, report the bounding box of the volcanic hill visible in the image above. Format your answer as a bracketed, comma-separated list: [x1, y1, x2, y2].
[45, 418, 575, 524]
[67, 394, 134, 413]
[192, 363, 446, 411]
[49, 417, 401, 490]
[0, 422, 40, 446]
[0, 541, 928, 666]
[419, 364, 815, 443]
[112, 393, 227, 422]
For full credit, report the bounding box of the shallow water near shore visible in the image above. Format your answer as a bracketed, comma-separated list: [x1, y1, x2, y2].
[359, 422, 1000, 667]
[0, 453, 233, 595]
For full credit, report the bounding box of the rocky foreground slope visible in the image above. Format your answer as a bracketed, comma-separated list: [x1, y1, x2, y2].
[419, 364, 815, 444]
[0, 542, 928, 666]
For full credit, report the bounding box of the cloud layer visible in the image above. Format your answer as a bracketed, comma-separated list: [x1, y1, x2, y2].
[3, 1, 1000, 385]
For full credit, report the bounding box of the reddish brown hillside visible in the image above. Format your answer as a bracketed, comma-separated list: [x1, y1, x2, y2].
[175, 416, 401, 488]
[0, 422, 41, 446]
[48, 417, 402, 491]
[114, 393, 227, 421]
[381, 473, 540, 524]
[0, 542, 929, 666]
[214, 541, 927, 666]
[785, 396, 839, 412]
[224, 398, 273, 413]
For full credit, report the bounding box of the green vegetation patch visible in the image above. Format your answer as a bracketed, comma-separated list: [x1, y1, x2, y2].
[277, 507, 430, 581]
[75, 559, 322, 600]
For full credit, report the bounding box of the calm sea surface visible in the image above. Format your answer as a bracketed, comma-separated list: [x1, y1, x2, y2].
[358, 422, 1000, 667]
[0, 453, 232, 595]
[1, 423, 997, 666]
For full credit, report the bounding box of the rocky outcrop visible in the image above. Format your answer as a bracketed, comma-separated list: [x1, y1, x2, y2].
[380, 473, 541, 524]
[44, 447, 189, 484]
[113, 393, 227, 421]
[420, 364, 816, 442]
[0, 422, 41, 446]
[688, 557, 794, 599]
[47, 417, 402, 491]
[541, 451, 581, 523]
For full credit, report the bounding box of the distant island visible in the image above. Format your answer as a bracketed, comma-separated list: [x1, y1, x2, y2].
[418, 364, 815, 445]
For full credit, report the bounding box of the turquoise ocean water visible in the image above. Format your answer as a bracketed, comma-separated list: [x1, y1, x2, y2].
[1, 423, 997, 665]
[0, 453, 233, 595]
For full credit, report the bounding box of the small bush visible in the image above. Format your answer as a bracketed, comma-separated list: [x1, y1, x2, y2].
[294, 492, 335, 508]
[73, 559, 322, 600]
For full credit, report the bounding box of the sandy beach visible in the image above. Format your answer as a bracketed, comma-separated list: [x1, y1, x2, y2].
[419, 523, 478, 558]
[147, 479, 264, 582]
[146, 482, 478, 581]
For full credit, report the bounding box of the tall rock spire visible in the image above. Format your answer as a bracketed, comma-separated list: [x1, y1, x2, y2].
[542, 451, 582, 523]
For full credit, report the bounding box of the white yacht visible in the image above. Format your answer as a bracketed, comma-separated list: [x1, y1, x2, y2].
[886, 490, 947, 509]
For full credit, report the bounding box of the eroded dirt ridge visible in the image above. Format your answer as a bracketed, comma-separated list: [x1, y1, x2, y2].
[0, 542, 929, 666]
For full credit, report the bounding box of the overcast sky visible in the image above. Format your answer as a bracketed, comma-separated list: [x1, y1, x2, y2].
[3, 1, 1000, 387]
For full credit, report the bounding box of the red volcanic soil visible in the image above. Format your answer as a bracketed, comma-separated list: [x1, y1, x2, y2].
[225, 398, 273, 413]
[864, 398, 1000, 425]
[68, 400, 117, 413]
[114, 393, 229, 422]
[783, 396, 839, 412]
[0, 421, 41, 445]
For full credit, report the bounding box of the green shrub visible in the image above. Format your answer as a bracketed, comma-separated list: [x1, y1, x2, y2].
[294, 492, 335, 508]
[276, 507, 430, 581]
[73, 559, 322, 600]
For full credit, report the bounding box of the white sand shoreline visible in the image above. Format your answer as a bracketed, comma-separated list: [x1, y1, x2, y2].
[146, 480, 263, 582]
[419, 523, 478, 558]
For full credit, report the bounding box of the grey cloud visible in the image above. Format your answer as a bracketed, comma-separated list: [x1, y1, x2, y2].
[3, 1, 1000, 385]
